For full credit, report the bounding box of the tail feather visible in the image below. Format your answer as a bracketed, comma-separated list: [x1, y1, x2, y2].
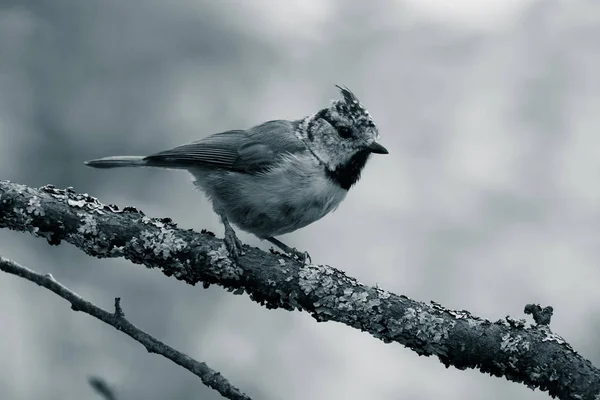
[84, 156, 147, 169]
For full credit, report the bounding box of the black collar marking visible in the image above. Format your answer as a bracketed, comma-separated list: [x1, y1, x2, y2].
[325, 150, 371, 190]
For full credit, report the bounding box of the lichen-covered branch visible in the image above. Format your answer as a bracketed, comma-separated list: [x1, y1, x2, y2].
[0, 256, 252, 400]
[1, 180, 599, 400]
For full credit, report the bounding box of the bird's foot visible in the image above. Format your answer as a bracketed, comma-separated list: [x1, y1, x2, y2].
[266, 237, 311, 264]
[287, 248, 311, 264]
[220, 215, 244, 259]
[224, 227, 243, 259]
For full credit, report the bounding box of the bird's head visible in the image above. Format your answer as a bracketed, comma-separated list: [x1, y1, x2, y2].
[297, 86, 388, 189]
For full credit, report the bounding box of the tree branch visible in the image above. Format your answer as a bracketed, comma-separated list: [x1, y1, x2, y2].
[0, 256, 252, 400]
[1, 180, 599, 399]
[88, 376, 119, 400]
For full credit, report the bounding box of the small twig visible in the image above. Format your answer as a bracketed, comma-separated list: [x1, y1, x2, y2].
[114, 297, 125, 318]
[525, 304, 554, 326]
[88, 376, 118, 400]
[0, 256, 252, 400]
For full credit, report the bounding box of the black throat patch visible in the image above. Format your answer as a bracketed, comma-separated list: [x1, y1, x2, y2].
[325, 150, 371, 190]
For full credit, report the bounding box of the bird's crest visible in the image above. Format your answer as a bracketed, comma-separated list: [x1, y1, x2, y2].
[334, 85, 376, 129]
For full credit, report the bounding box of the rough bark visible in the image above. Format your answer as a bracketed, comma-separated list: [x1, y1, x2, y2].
[1, 180, 599, 399]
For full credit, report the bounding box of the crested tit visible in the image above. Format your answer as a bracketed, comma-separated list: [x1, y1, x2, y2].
[85, 86, 388, 262]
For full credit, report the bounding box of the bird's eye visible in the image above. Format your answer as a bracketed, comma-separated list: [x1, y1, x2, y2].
[337, 126, 353, 139]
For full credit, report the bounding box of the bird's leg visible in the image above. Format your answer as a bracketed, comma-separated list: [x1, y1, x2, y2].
[219, 214, 243, 258]
[266, 237, 311, 264]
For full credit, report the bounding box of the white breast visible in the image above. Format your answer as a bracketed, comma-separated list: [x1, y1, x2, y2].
[193, 152, 348, 238]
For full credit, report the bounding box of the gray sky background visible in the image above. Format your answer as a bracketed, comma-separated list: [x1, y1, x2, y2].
[1, 0, 600, 399]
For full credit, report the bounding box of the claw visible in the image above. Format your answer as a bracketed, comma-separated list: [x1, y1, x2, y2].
[289, 248, 311, 264]
[224, 227, 243, 258]
[266, 237, 311, 264]
[220, 213, 244, 258]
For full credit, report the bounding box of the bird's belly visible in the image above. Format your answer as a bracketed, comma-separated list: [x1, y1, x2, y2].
[232, 174, 347, 238]
[194, 155, 348, 238]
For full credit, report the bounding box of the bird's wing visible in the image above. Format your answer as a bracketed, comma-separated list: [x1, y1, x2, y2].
[144, 120, 307, 173]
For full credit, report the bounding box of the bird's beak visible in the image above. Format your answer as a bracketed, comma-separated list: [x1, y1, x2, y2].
[366, 142, 389, 154]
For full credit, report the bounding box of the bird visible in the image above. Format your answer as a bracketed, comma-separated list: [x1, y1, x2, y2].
[84, 85, 388, 262]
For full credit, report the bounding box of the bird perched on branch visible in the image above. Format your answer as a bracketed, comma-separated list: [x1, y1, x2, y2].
[85, 86, 388, 262]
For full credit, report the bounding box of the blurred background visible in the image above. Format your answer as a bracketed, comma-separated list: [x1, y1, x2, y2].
[1, 0, 599, 399]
